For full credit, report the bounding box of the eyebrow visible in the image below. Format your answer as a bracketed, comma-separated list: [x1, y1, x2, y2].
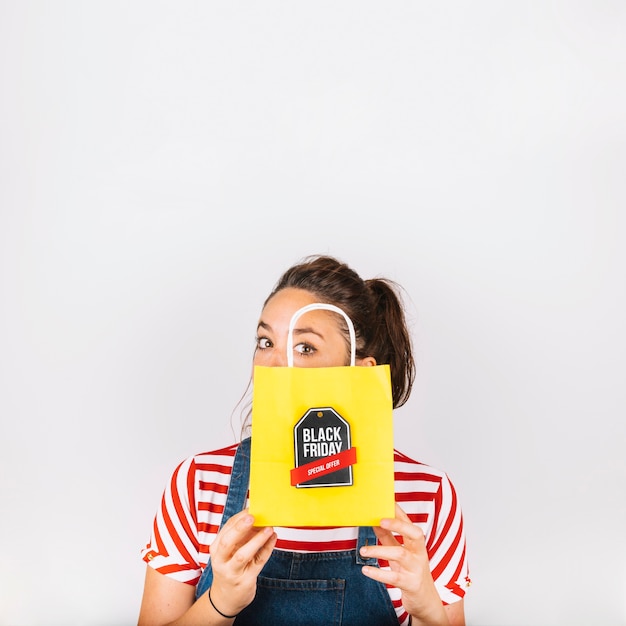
[257, 321, 325, 340]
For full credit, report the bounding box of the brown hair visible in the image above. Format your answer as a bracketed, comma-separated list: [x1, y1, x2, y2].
[265, 255, 415, 408]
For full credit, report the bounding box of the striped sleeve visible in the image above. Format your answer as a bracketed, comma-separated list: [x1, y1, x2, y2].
[390, 450, 471, 617]
[140, 444, 237, 585]
[427, 470, 470, 603]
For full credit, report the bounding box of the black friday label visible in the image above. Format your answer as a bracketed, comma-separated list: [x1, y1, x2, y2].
[292, 407, 355, 488]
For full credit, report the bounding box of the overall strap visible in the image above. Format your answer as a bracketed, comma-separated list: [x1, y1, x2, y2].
[195, 437, 251, 599]
[222, 436, 252, 525]
[356, 525, 379, 566]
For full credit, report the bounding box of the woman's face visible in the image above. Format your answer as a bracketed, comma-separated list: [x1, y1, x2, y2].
[254, 287, 371, 368]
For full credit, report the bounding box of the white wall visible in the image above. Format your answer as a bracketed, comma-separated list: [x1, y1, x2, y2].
[1, 2, 625, 625]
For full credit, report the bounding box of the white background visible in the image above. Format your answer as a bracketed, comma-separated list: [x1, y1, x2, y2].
[1, 2, 625, 625]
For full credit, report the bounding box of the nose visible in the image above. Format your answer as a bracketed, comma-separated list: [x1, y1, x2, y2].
[255, 345, 288, 367]
[266, 348, 288, 367]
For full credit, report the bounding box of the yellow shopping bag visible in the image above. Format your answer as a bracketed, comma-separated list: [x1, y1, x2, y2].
[249, 303, 395, 527]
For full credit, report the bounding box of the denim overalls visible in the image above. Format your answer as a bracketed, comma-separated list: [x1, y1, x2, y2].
[195, 438, 400, 625]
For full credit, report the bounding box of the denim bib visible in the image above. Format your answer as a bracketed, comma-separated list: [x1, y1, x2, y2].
[195, 437, 400, 626]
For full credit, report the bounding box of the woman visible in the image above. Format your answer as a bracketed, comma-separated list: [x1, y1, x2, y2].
[138, 255, 470, 626]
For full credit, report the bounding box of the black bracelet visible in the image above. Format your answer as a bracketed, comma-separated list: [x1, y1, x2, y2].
[208, 587, 239, 620]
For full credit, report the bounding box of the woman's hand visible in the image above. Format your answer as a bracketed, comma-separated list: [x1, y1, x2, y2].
[359, 504, 455, 626]
[206, 508, 277, 618]
[137, 509, 276, 625]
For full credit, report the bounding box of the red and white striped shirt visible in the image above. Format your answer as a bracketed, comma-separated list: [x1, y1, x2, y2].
[141, 442, 470, 625]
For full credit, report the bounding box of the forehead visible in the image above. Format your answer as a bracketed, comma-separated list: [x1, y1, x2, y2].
[261, 288, 342, 328]
[262, 288, 321, 318]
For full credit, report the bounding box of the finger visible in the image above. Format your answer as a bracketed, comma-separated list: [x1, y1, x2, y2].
[252, 528, 278, 568]
[220, 508, 254, 531]
[212, 511, 262, 561]
[361, 563, 406, 588]
[372, 524, 400, 547]
[370, 506, 427, 561]
[360, 543, 408, 568]
[217, 509, 255, 541]
[379, 503, 415, 533]
[379, 512, 425, 548]
[230, 526, 277, 572]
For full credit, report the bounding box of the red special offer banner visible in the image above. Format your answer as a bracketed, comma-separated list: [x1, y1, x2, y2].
[290, 447, 357, 486]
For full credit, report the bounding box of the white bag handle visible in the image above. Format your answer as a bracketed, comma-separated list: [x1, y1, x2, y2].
[287, 303, 356, 367]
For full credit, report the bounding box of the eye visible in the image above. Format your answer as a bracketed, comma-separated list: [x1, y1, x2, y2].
[256, 336, 273, 350]
[294, 342, 316, 356]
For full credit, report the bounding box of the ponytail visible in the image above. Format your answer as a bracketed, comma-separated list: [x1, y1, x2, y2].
[364, 279, 415, 408]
